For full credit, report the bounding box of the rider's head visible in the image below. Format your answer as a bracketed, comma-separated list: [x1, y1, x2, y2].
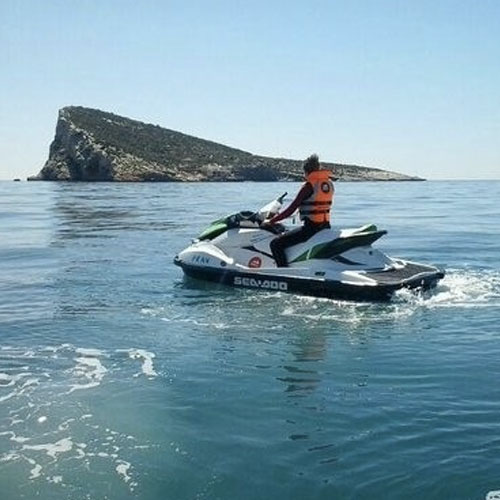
[303, 154, 320, 175]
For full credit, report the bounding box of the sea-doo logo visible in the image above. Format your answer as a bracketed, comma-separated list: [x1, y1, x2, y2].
[234, 276, 288, 291]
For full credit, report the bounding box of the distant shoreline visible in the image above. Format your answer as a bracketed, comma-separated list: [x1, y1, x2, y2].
[5, 178, 500, 183]
[30, 106, 424, 183]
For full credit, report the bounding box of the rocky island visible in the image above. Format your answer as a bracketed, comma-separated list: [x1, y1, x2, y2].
[29, 107, 422, 182]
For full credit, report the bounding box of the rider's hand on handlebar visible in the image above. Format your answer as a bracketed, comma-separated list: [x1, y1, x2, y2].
[261, 220, 282, 235]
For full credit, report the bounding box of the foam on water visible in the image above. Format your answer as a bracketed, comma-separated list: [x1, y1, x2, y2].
[128, 349, 158, 378]
[116, 459, 135, 486]
[47, 475, 63, 484]
[0, 343, 157, 491]
[139, 270, 500, 341]
[0, 369, 41, 403]
[28, 462, 43, 479]
[0, 431, 31, 443]
[23, 437, 74, 458]
[0, 372, 32, 388]
[69, 353, 108, 393]
[75, 347, 105, 357]
[274, 269, 500, 326]
[393, 269, 500, 309]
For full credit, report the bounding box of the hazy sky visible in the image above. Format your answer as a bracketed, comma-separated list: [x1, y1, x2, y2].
[1, 0, 499, 180]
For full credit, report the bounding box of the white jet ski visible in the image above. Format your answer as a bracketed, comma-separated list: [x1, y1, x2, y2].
[174, 193, 445, 301]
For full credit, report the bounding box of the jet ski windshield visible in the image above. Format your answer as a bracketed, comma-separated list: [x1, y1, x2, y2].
[257, 192, 287, 219]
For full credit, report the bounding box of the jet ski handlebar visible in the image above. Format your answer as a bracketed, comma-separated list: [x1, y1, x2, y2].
[257, 193, 288, 220]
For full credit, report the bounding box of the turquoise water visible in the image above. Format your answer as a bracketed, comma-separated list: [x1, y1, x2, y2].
[1, 180, 500, 500]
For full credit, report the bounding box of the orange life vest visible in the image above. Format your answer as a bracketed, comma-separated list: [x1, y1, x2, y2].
[299, 170, 334, 224]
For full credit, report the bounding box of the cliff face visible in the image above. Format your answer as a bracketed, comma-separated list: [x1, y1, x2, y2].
[30, 107, 422, 182]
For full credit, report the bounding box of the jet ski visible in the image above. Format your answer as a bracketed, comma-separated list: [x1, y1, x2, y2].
[174, 193, 445, 301]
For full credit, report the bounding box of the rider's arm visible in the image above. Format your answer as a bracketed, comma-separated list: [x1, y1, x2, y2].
[269, 183, 313, 224]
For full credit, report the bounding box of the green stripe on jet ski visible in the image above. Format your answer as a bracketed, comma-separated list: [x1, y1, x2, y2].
[199, 222, 228, 241]
[291, 230, 387, 262]
[351, 224, 378, 234]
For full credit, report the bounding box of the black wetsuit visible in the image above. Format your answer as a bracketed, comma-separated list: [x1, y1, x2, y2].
[268, 183, 330, 267]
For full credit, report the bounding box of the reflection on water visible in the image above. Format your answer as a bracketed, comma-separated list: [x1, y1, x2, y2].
[53, 183, 181, 242]
[278, 329, 327, 396]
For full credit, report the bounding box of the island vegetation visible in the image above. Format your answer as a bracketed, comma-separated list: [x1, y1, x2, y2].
[29, 107, 422, 182]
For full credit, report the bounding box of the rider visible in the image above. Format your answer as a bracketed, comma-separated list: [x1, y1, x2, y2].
[264, 154, 334, 267]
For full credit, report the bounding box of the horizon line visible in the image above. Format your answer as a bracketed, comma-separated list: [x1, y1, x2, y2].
[1, 177, 500, 182]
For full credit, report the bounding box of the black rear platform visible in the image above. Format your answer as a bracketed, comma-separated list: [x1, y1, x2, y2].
[365, 262, 444, 287]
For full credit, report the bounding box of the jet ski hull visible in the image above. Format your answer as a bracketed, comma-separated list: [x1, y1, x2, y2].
[174, 194, 445, 302]
[174, 257, 444, 301]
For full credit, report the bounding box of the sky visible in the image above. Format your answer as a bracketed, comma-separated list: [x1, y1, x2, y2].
[1, 0, 499, 180]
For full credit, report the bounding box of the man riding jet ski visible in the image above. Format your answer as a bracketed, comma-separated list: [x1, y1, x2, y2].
[174, 160, 445, 301]
[263, 154, 334, 267]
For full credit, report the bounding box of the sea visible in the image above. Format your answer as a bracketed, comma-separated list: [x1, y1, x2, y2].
[1, 180, 499, 500]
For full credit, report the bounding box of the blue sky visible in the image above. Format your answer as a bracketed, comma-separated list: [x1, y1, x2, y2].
[1, 0, 499, 180]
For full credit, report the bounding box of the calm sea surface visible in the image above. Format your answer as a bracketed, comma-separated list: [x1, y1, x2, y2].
[1, 180, 499, 500]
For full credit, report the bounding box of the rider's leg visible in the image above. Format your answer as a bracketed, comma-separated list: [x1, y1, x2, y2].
[270, 223, 318, 267]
